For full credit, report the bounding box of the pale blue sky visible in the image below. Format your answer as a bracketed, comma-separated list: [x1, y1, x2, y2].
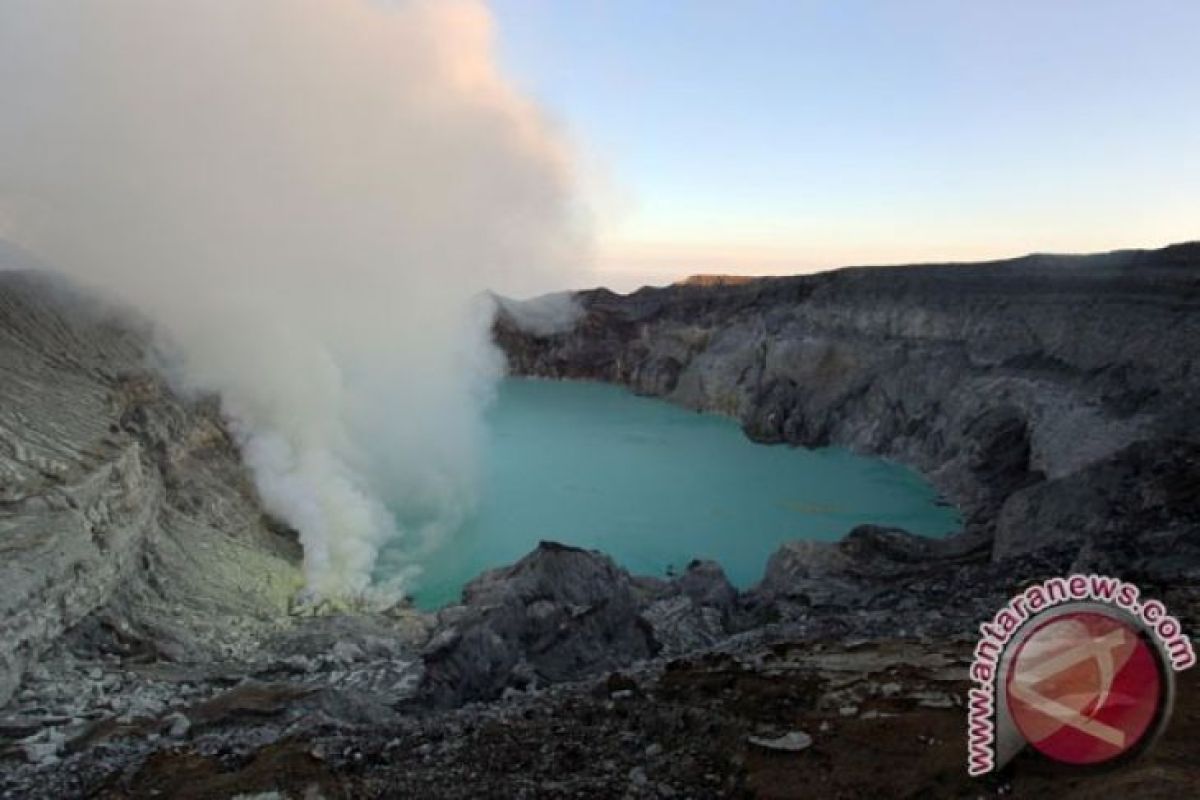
[490, 1, 1200, 287]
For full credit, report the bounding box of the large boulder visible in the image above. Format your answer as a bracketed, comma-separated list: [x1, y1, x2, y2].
[415, 543, 754, 707]
[416, 542, 660, 707]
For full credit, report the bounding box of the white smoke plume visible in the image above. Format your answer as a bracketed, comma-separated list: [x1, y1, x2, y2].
[0, 0, 590, 599]
[493, 291, 585, 336]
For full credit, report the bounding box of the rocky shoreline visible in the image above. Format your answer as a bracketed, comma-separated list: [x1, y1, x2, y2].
[5, 534, 1198, 798]
[496, 242, 1200, 578]
[2, 244, 1199, 797]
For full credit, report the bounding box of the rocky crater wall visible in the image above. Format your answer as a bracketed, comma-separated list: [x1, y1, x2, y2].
[495, 243, 1200, 574]
[1, 249, 1199, 793]
[0, 272, 304, 705]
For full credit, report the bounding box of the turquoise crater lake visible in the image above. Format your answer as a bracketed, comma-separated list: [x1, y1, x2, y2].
[385, 378, 960, 609]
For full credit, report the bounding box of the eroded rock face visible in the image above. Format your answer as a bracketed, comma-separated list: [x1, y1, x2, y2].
[993, 439, 1200, 568]
[495, 243, 1200, 569]
[0, 271, 304, 705]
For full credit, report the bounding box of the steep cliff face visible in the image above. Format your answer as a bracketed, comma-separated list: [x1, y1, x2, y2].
[496, 243, 1200, 570]
[0, 272, 304, 705]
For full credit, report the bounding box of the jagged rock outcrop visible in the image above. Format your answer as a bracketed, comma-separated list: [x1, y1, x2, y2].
[495, 242, 1200, 573]
[416, 542, 749, 707]
[413, 531, 1044, 709]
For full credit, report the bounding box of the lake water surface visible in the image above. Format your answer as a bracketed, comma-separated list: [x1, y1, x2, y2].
[386, 378, 959, 609]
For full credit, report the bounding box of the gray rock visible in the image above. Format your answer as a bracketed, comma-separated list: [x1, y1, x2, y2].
[416, 542, 659, 708]
[747, 730, 813, 753]
[165, 711, 191, 738]
[642, 596, 726, 654]
[674, 560, 737, 616]
[331, 641, 365, 664]
[21, 740, 60, 766]
[993, 439, 1200, 564]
